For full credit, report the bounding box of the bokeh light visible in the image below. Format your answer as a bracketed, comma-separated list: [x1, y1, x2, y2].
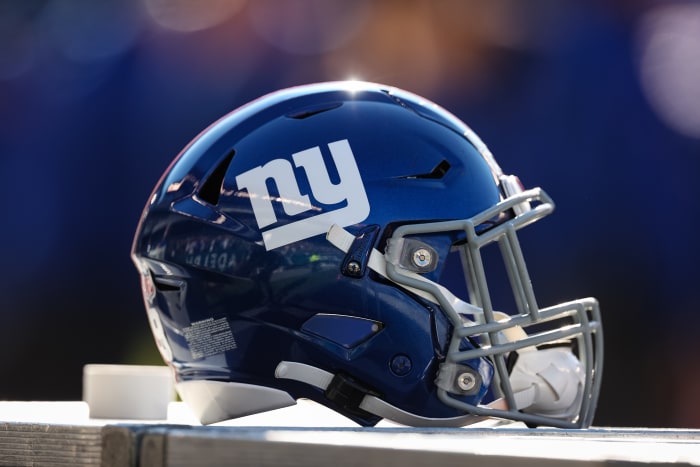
[144, 0, 246, 33]
[248, 0, 371, 55]
[637, 3, 700, 139]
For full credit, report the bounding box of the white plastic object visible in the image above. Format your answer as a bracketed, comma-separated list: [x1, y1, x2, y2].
[176, 379, 296, 425]
[509, 347, 584, 420]
[82, 364, 174, 420]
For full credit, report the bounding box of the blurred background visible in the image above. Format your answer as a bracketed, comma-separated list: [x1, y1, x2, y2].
[2, 0, 700, 428]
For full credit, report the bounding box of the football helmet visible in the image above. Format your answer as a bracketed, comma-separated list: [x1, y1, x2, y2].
[132, 81, 602, 428]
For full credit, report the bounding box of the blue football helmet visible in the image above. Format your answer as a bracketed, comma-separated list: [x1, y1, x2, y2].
[132, 81, 602, 428]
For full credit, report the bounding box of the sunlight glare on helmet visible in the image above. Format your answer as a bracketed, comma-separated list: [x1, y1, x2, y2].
[342, 78, 367, 93]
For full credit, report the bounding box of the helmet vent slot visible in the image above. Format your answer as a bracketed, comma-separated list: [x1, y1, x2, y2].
[151, 273, 182, 292]
[198, 149, 235, 205]
[287, 102, 342, 119]
[397, 159, 451, 179]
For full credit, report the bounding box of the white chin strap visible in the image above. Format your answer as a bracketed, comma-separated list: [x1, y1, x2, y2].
[326, 224, 483, 317]
[324, 224, 584, 424]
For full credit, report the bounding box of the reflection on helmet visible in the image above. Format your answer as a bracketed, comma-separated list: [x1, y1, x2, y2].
[131, 81, 603, 428]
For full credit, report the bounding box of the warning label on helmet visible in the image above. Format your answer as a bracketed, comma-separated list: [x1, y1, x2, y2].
[183, 317, 237, 360]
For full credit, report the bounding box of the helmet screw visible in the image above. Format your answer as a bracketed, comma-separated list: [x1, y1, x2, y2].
[347, 260, 361, 275]
[390, 354, 412, 376]
[457, 372, 477, 392]
[411, 248, 432, 268]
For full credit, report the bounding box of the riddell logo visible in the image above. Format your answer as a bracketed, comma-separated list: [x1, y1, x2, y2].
[235, 139, 370, 250]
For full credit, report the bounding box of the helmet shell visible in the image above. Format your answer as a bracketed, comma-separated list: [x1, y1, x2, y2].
[132, 81, 502, 425]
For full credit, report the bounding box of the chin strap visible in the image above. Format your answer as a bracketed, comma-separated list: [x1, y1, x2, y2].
[326, 224, 483, 318]
[275, 361, 487, 427]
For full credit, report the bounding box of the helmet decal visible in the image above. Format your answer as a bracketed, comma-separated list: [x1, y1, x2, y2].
[235, 138, 370, 250]
[183, 317, 238, 360]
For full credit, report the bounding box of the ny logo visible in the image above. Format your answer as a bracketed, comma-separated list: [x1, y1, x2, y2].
[235, 139, 370, 250]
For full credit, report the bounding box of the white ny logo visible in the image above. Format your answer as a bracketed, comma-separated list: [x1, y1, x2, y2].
[235, 139, 370, 250]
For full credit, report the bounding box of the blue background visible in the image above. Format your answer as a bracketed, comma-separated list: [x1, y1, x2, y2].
[2, 0, 699, 428]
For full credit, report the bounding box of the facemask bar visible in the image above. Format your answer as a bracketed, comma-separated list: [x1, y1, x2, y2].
[384, 186, 603, 428]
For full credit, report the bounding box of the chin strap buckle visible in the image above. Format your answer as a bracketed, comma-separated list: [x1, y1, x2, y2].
[324, 373, 379, 420]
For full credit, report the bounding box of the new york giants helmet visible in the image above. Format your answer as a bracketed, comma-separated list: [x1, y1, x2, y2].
[131, 81, 602, 428]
